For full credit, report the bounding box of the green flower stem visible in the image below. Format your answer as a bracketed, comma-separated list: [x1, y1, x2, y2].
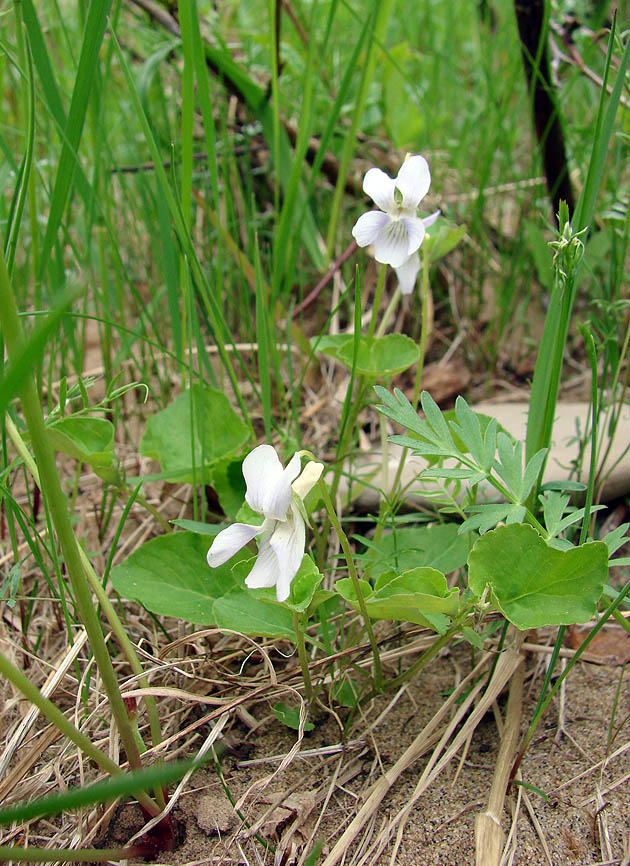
[375, 285, 401, 338]
[317, 479, 383, 690]
[4, 414, 164, 760]
[367, 264, 388, 340]
[375, 246, 431, 523]
[612, 608, 630, 634]
[129, 488, 172, 533]
[0, 653, 159, 816]
[0, 252, 155, 798]
[316, 376, 369, 571]
[413, 246, 431, 409]
[293, 611, 314, 704]
[328, 378, 369, 505]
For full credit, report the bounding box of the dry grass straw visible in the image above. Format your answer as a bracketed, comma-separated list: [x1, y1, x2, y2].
[319, 646, 524, 866]
[475, 630, 524, 866]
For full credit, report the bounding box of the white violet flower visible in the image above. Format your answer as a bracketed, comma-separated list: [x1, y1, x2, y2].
[352, 154, 440, 294]
[206, 444, 323, 603]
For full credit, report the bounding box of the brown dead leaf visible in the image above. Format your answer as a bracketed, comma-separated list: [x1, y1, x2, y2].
[421, 360, 471, 405]
[258, 790, 319, 841]
[567, 626, 630, 666]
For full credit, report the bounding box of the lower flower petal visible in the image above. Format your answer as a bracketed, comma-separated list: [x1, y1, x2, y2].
[270, 506, 306, 602]
[244, 529, 280, 589]
[352, 210, 390, 248]
[394, 252, 420, 295]
[206, 521, 263, 568]
[373, 219, 411, 267]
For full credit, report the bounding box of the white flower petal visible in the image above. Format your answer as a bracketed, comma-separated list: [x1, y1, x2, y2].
[292, 461, 324, 500]
[244, 528, 279, 589]
[243, 445, 300, 521]
[401, 216, 426, 257]
[207, 521, 262, 568]
[270, 506, 306, 602]
[363, 167, 397, 212]
[372, 219, 411, 268]
[396, 155, 431, 209]
[394, 252, 420, 295]
[423, 209, 440, 230]
[352, 210, 390, 248]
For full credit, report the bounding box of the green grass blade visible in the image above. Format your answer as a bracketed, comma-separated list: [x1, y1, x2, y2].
[37, 0, 112, 280]
[21, 0, 66, 128]
[0, 750, 216, 827]
[325, 0, 395, 257]
[255, 236, 272, 439]
[109, 26, 253, 433]
[272, 0, 320, 294]
[200, 32, 324, 269]
[0, 302, 73, 417]
[5, 22, 35, 277]
[574, 14, 630, 232]
[525, 18, 629, 479]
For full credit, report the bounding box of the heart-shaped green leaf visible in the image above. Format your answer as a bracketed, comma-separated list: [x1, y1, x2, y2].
[211, 557, 303, 639]
[336, 566, 459, 633]
[212, 591, 295, 639]
[272, 703, 314, 731]
[310, 334, 354, 365]
[422, 222, 467, 265]
[140, 384, 250, 483]
[111, 531, 243, 622]
[47, 416, 120, 483]
[467, 523, 608, 629]
[312, 334, 419, 379]
[111, 534, 297, 638]
[339, 334, 419, 378]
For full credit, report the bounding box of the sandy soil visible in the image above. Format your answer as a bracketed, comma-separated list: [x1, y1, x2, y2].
[102, 639, 630, 866]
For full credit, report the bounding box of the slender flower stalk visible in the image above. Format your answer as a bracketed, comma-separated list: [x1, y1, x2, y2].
[367, 263, 387, 340]
[376, 244, 433, 517]
[413, 244, 432, 409]
[294, 611, 314, 704]
[375, 286, 402, 338]
[317, 479, 383, 689]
